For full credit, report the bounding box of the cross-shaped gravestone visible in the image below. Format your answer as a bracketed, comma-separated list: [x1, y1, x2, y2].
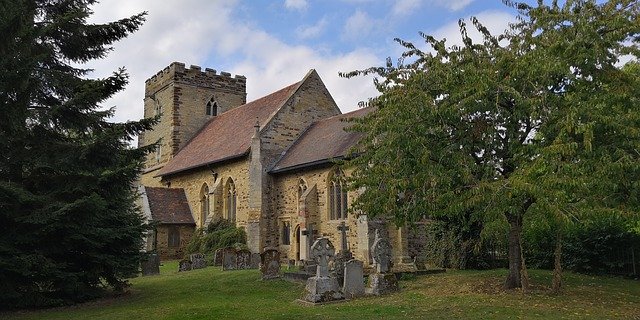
[371, 229, 392, 273]
[310, 237, 335, 277]
[337, 221, 349, 252]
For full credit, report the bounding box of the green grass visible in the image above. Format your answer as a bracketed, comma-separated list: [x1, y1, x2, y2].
[3, 262, 639, 319]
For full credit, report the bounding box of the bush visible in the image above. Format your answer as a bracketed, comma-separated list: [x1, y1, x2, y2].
[185, 218, 247, 256]
[524, 213, 640, 276]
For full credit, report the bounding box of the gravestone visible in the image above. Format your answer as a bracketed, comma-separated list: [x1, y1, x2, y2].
[213, 249, 224, 267]
[178, 259, 192, 272]
[260, 249, 281, 280]
[302, 238, 344, 303]
[190, 253, 207, 270]
[250, 253, 261, 269]
[222, 247, 238, 271]
[141, 253, 160, 276]
[343, 259, 365, 299]
[236, 249, 252, 269]
[366, 229, 398, 295]
[332, 221, 353, 285]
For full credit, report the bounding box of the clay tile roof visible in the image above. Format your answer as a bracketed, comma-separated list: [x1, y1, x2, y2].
[157, 81, 301, 177]
[270, 107, 374, 173]
[145, 187, 195, 225]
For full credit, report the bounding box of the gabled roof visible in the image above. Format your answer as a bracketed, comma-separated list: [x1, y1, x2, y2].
[270, 107, 374, 173]
[157, 80, 302, 177]
[145, 187, 195, 225]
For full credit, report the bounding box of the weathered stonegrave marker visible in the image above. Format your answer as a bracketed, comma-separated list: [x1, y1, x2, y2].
[178, 259, 192, 272]
[222, 247, 238, 271]
[141, 253, 160, 276]
[236, 249, 252, 270]
[302, 238, 344, 303]
[190, 253, 207, 270]
[343, 259, 365, 299]
[260, 249, 281, 280]
[213, 248, 224, 267]
[366, 229, 398, 295]
[333, 221, 353, 285]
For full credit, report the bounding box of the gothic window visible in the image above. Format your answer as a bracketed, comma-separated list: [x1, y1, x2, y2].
[225, 178, 237, 222]
[206, 97, 217, 116]
[168, 226, 180, 247]
[281, 221, 291, 245]
[329, 169, 348, 220]
[200, 183, 210, 227]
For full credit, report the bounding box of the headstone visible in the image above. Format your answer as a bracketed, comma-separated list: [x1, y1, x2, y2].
[260, 249, 281, 280]
[222, 247, 238, 271]
[337, 221, 349, 252]
[213, 249, 224, 267]
[141, 253, 160, 276]
[178, 259, 192, 272]
[236, 249, 251, 269]
[190, 253, 207, 270]
[302, 238, 344, 303]
[250, 253, 261, 269]
[343, 259, 365, 299]
[366, 229, 398, 295]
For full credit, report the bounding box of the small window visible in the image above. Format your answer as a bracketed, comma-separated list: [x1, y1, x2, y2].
[282, 221, 291, 245]
[329, 169, 348, 220]
[154, 99, 162, 116]
[206, 98, 217, 116]
[168, 226, 180, 247]
[200, 184, 210, 227]
[226, 178, 236, 222]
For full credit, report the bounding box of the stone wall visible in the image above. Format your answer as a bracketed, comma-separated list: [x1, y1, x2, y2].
[161, 157, 250, 229]
[270, 166, 364, 263]
[156, 224, 195, 260]
[139, 62, 246, 187]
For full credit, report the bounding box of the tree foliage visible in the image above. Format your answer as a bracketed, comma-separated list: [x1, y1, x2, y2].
[343, 0, 640, 290]
[0, 0, 154, 307]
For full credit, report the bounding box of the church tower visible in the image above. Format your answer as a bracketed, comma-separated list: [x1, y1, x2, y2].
[138, 62, 247, 186]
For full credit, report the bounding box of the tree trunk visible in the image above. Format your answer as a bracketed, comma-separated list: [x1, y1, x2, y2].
[519, 238, 530, 293]
[552, 232, 563, 294]
[505, 215, 523, 289]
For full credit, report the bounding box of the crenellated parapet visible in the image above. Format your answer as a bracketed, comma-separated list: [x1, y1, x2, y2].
[145, 62, 246, 103]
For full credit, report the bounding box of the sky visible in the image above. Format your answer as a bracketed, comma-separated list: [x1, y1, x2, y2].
[86, 0, 528, 123]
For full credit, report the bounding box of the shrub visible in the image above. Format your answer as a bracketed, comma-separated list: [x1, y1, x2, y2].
[185, 218, 247, 256]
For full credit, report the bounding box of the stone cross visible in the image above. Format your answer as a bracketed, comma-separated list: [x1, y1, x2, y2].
[371, 229, 392, 273]
[337, 221, 349, 252]
[310, 237, 335, 277]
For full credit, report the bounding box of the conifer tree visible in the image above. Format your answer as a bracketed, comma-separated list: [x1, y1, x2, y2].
[343, 0, 639, 290]
[0, 0, 155, 307]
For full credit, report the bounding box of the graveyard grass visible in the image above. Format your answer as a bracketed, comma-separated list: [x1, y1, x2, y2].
[3, 262, 639, 320]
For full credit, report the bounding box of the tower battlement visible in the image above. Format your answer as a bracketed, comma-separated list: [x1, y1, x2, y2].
[145, 62, 246, 98]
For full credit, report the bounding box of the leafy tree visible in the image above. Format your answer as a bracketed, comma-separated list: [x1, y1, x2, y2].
[343, 0, 639, 290]
[0, 0, 154, 307]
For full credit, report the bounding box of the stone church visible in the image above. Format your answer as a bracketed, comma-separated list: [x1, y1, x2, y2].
[137, 62, 424, 266]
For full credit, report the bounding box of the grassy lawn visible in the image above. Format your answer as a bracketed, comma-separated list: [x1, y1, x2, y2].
[3, 262, 639, 320]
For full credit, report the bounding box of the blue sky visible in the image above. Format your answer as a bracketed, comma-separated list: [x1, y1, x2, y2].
[87, 0, 530, 123]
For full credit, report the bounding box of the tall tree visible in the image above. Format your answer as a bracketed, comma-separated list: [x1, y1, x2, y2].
[343, 0, 640, 290]
[0, 0, 155, 307]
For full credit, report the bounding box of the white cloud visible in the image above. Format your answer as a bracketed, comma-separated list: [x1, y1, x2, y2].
[296, 17, 328, 39]
[84, 0, 379, 126]
[392, 0, 474, 15]
[284, 0, 307, 11]
[343, 10, 374, 41]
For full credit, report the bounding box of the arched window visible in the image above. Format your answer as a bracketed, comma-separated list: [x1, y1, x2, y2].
[281, 221, 291, 245]
[329, 169, 348, 220]
[225, 178, 236, 222]
[153, 97, 162, 116]
[200, 183, 209, 227]
[206, 97, 217, 116]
